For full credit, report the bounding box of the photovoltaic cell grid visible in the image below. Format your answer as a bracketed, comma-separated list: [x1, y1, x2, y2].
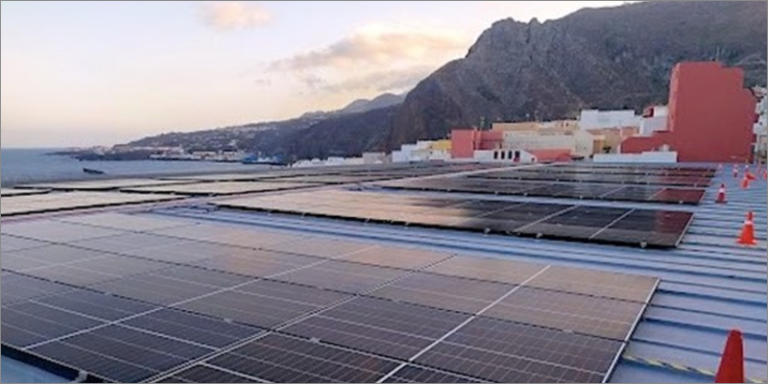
[1, 214, 659, 383]
[528, 164, 716, 177]
[472, 164, 714, 187]
[0, 191, 181, 217]
[121, 181, 319, 196]
[0, 188, 50, 197]
[383, 177, 706, 205]
[215, 190, 694, 248]
[18, 178, 194, 191]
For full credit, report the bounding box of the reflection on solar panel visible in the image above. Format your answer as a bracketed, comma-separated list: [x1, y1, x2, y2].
[1, 214, 659, 383]
[0, 191, 181, 217]
[0, 188, 50, 197]
[204, 334, 400, 382]
[383, 365, 482, 383]
[54, 212, 194, 232]
[122, 181, 317, 196]
[414, 317, 622, 383]
[268, 174, 395, 184]
[216, 190, 694, 248]
[18, 179, 192, 191]
[472, 167, 713, 187]
[384, 177, 706, 205]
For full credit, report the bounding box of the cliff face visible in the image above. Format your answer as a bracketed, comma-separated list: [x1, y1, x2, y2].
[388, 1, 767, 147]
[129, 1, 766, 159]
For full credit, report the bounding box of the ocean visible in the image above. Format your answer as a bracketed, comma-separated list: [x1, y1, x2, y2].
[0, 148, 265, 187]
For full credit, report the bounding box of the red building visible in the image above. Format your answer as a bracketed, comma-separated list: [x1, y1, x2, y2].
[622, 62, 756, 162]
[450, 129, 503, 158]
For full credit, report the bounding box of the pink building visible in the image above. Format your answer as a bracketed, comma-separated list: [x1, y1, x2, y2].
[622, 62, 756, 162]
[450, 129, 503, 158]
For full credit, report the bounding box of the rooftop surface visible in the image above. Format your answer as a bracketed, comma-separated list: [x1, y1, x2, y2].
[1, 162, 766, 383]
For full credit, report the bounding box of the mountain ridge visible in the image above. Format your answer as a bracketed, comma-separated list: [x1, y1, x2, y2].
[128, 1, 767, 161]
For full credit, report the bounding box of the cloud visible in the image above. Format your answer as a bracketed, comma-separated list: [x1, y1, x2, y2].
[270, 24, 470, 71]
[319, 66, 435, 94]
[202, 2, 272, 31]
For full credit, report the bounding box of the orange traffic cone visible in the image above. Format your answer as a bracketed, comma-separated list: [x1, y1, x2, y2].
[715, 184, 727, 204]
[737, 211, 757, 246]
[715, 329, 744, 383]
[741, 174, 750, 189]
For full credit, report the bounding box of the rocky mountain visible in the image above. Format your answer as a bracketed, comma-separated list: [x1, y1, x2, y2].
[388, 0, 767, 146]
[128, 1, 766, 160]
[340, 93, 406, 115]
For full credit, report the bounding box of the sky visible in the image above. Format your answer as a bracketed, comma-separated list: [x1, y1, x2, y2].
[1, 1, 630, 148]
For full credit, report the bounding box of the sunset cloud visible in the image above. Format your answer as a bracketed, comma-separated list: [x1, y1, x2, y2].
[202, 2, 272, 31]
[270, 24, 469, 71]
[268, 24, 469, 96]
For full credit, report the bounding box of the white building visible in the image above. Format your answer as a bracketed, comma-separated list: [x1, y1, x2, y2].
[754, 88, 767, 161]
[391, 140, 451, 163]
[639, 106, 668, 137]
[501, 130, 599, 158]
[579, 109, 641, 130]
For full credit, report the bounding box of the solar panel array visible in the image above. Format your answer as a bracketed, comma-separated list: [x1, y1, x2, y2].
[1, 213, 659, 383]
[471, 170, 712, 187]
[529, 164, 716, 177]
[19, 179, 193, 191]
[382, 178, 706, 205]
[0, 192, 181, 217]
[216, 190, 694, 248]
[121, 181, 318, 196]
[0, 188, 51, 197]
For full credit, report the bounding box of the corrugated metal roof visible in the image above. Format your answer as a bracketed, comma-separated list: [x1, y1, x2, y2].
[149, 167, 766, 383]
[2, 165, 765, 383]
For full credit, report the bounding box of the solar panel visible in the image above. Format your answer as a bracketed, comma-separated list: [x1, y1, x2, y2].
[2, 301, 104, 348]
[122, 309, 262, 349]
[282, 297, 471, 360]
[92, 273, 223, 305]
[191, 250, 322, 278]
[382, 365, 483, 383]
[1, 220, 125, 243]
[122, 181, 316, 196]
[385, 177, 706, 204]
[0, 234, 48, 253]
[367, 272, 513, 314]
[36, 289, 158, 321]
[0, 191, 181, 217]
[471, 168, 712, 188]
[426, 256, 547, 285]
[481, 287, 645, 340]
[526, 265, 660, 303]
[516, 206, 630, 240]
[1, 214, 660, 383]
[236, 279, 350, 307]
[156, 364, 262, 383]
[0, 273, 76, 305]
[272, 261, 407, 294]
[54, 213, 194, 232]
[202, 334, 400, 383]
[341, 246, 453, 270]
[414, 317, 622, 383]
[216, 191, 693, 248]
[264, 237, 374, 258]
[176, 289, 326, 328]
[70, 232, 183, 253]
[590, 209, 693, 248]
[28, 325, 215, 382]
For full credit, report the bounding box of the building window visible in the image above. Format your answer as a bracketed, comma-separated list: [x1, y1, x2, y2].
[500, 151, 506, 160]
[493, 151, 498, 160]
